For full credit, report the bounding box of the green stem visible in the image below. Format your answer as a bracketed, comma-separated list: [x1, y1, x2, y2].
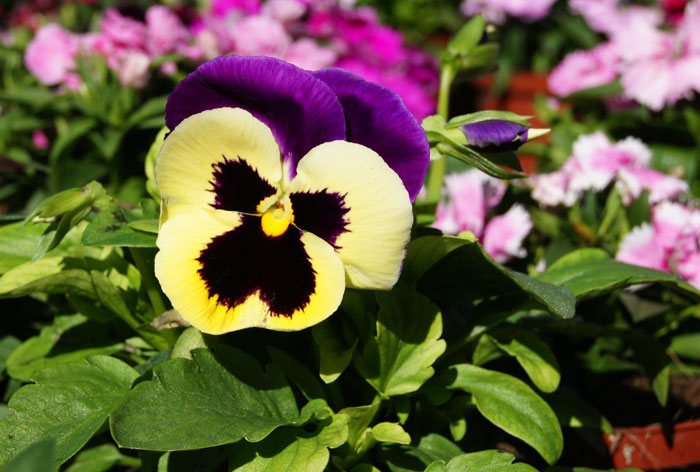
[129, 247, 167, 318]
[425, 66, 455, 202]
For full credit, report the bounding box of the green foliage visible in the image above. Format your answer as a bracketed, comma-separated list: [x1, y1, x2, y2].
[440, 364, 563, 464]
[0, 356, 137, 466]
[110, 348, 321, 450]
[425, 450, 539, 472]
[356, 283, 446, 397]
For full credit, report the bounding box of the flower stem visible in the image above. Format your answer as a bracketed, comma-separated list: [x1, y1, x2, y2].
[425, 65, 455, 202]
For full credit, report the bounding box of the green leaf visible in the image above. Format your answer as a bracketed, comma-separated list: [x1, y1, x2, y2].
[312, 319, 357, 384]
[0, 222, 48, 274]
[447, 111, 532, 128]
[0, 439, 56, 472]
[0, 356, 138, 466]
[82, 200, 157, 247]
[6, 313, 123, 381]
[268, 346, 326, 401]
[545, 388, 612, 433]
[412, 434, 463, 464]
[490, 325, 560, 393]
[145, 127, 167, 201]
[369, 423, 411, 445]
[446, 16, 484, 55]
[0, 336, 20, 376]
[0, 257, 95, 299]
[356, 283, 446, 397]
[671, 332, 700, 361]
[110, 348, 314, 451]
[416, 236, 575, 319]
[227, 413, 349, 472]
[65, 444, 132, 472]
[441, 364, 563, 464]
[426, 450, 538, 472]
[538, 249, 700, 301]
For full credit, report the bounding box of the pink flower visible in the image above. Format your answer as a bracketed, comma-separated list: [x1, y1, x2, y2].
[229, 15, 290, 57]
[616, 224, 668, 271]
[285, 39, 337, 70]
[617, 202, 700, 288]
[31, 130, 50, 150]
[615, 7, 700, 110]
[212, 0, 261, 17]
[263, 0, 306, 23]
[529, 132, 679, 208]
[571, 0, 661, 35]
[461, 0, 556, 24]
[483, 204, 533, 263]
[100, 9, 146, 50]
[548, 42, 620, 97]
[434, 170, 530, 263]
[145, 5, 190, 57]
[616, 167, 689, 205]
[113, 51, 151, 87]
[24, 24, 78, 86]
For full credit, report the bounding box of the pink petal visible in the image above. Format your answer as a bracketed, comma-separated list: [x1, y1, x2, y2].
[482, 204, 533, 263]
[616, 224, 668, 272]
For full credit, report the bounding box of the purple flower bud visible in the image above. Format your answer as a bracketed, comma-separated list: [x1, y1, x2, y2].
[462, 120, 529, 152]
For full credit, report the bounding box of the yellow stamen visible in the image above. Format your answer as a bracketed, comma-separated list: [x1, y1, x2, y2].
[261, 206, 292, 237]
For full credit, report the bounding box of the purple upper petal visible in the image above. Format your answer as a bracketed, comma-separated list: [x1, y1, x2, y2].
[313, 68, 430, 201]
[166, 56, 346, 169]
[462, 120, 529, 153]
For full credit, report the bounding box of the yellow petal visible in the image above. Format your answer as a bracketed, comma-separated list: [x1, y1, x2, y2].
[288, 140, 413, 290]
[156, 107, 283, 222]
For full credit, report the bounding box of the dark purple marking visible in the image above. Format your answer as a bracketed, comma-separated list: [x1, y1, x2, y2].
[290, 191, 349, 248]
[166, 56, 346, 172]
[462, 120, 529, 152]
[210, 156, 277, 213]
[197, 215, 316, 317]
[313, 68, 430, 202]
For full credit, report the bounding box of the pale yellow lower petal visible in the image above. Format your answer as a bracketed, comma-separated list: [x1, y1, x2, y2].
[288, 140, 413, 290]
[156, 107, 282, 221]
[155, 207, 344, 334]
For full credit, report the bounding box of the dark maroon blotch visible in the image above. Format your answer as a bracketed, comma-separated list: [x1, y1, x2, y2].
[197, 215, 316, 317]
[290, 191, 349, 248]
[210, 157, 277, 213]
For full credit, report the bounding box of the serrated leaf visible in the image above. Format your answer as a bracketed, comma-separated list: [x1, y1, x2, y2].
[441, 364, 563, 464]
[110, 348, 313, 451]
[356, 283, 446, 397]
[227, 413, 349, 472]
[537, 249, 700, 301]
[0, 356, 138, 466]
[416, 236, 575, 319]
[490, 324, 560, 393]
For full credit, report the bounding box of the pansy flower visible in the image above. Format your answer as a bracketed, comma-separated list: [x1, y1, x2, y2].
[154, 56, 429, 334]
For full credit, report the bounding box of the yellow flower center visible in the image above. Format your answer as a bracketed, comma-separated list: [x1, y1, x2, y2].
[261, 205, 293, 237]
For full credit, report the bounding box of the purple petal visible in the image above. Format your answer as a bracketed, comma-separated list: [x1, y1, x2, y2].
[166, 56, 346, 170]
[463, 120, 528, 152]
[313, 68, 430, 201]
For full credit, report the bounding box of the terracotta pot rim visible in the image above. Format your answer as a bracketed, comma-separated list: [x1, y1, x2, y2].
[607, 417, 700, 435]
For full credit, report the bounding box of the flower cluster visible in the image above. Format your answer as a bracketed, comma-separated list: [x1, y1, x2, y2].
[529, 132, 688, 207]
[21, 0, 438, 118]
[434, 170, 533, 263]
[154, 55, 429, 333]
[549, 0, 700, 111]
[460, 0, 557, 24]
[617, 201, 700, 288]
